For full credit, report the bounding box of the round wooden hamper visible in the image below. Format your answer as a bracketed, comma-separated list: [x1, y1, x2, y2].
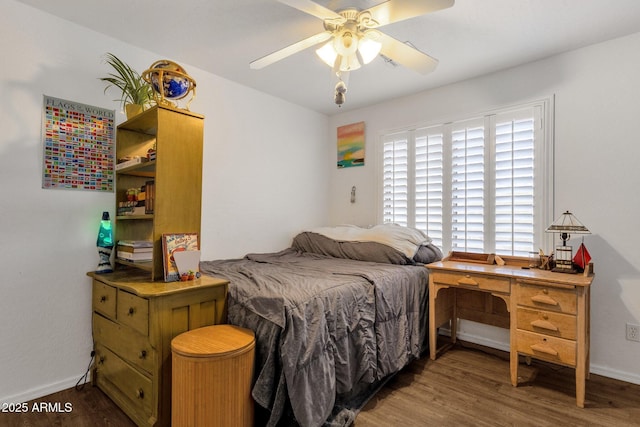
[171, 325, 255, 427]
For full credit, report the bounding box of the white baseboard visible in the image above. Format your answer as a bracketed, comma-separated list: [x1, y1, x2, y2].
[590, 365, 640, 386]
[454, 330, 511, 353]
[0, 373, 91, 405]
[447, 330, 640, 386]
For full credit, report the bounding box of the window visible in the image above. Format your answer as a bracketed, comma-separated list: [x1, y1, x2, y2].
[381, 100, 553, 256]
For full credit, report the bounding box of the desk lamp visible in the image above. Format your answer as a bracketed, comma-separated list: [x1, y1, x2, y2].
[546, 211, 590, 273]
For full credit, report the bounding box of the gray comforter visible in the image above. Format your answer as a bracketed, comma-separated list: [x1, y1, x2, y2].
[200, 249, 429, 427]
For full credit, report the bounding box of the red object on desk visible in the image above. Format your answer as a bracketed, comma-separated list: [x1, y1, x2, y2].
[573, 243, 591, 269]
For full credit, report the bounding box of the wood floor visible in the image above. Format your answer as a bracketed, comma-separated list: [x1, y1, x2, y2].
[2, 342, 639, 427]
[356, 342, 640, 427]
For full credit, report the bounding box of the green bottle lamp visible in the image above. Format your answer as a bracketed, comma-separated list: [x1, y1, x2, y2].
[96, 211, 113, 273]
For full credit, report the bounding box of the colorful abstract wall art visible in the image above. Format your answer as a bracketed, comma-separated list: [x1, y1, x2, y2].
[337, 121, 365, 168]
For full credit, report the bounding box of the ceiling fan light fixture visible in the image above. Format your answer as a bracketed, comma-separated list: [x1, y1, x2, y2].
[316, 41, 338, 67]
[317, 39, 362, 71]
[334, 28, 359, 56]
[358, 32, 382, 64]
[339, 53, 361, 71]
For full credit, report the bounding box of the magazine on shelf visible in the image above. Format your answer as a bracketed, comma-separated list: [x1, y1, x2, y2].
[161, 233, 199, 282]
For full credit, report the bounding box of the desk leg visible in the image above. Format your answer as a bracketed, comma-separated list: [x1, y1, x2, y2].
[451, 290, 457, 345]
[575, 287, 587, 407]
[509, 292, 518, 386]
[429, 279, 437, 360]
[429, 283, 455, 360]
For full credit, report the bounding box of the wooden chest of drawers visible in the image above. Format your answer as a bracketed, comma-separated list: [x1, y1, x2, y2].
[88, 270, 229, 426]
[428, 258, 593, 407]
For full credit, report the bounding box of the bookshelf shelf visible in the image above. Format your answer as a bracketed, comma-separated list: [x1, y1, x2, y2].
[116, 214, 154, 220]
[116, 160, 156, 177]
[114, 258, 153, 270]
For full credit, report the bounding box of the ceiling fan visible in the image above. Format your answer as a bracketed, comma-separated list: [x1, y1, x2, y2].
[250, 0, 454, 105]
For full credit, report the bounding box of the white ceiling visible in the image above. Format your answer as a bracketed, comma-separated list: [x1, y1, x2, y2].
[17, 0, 640, 115]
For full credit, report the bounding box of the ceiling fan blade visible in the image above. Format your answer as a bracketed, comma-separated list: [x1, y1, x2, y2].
[365, 0, 454, 27]
[278, 0, 344, 21]
[250, 31, 332, 69]
[378, 33, 438, 74]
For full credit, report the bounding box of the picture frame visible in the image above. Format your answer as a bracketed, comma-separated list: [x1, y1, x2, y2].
[337, 121, 365, 168]
[42, 95, 115, 191]
[161, 233, 199, 282]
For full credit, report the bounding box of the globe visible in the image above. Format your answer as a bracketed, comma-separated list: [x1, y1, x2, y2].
[143, 60, 196, 108]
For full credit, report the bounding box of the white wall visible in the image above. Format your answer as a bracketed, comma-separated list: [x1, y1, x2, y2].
[0, 0, 329, 404]
[328, 32, 640, 384]
[199, 78, 330, 260]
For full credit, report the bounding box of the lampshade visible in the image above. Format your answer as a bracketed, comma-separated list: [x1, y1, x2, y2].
[339, 54, 361, 71]
[358, 31, 382, 64]
[316, 41, 338, 67]
[315, 30, 381, 72]
[546, 211, 590, 236]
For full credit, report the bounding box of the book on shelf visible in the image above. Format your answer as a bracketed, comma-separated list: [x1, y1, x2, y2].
[145, 180, 155, 214]
[115, 156, 149, 170]
[117, 251, 153, 262]
[117, 204, 146, 216]
[116, 244, 153, 253]
[118, 240, 153, 248]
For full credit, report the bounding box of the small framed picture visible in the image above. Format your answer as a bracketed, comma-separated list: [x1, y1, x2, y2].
[161, 233, 199, 282]
[337, 121, 365, 168]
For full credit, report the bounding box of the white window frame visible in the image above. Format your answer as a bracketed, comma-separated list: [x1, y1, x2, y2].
[377, 97, 555, 256]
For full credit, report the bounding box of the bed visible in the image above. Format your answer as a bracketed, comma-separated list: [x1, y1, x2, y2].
[199, 225, 442, 427]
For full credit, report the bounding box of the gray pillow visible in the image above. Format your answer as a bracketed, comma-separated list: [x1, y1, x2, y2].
[292, 232, 443, 265]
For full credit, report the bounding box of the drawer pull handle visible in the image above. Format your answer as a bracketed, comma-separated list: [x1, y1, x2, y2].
[458, 275, 479, 286]
[98, 356, 105, 365]
[100, 296, 107, 303]
[136, 389, 145, 399]
[531, 319, 559, 332]
[530, 343, 558, 356]
[139, 350, 147, 359]
[530, 294, 558, 306]
[128, 307, 136, 316]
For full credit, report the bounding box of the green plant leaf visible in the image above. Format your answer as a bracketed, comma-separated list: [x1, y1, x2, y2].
[99, 52, 154, 110]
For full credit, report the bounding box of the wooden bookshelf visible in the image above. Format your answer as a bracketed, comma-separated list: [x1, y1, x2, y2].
[114, 105, 204, 281]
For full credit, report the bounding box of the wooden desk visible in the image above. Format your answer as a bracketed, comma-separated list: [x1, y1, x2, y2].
[428, 258, 594, 407]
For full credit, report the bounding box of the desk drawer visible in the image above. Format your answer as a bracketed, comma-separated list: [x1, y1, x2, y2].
[516, 307, 576, 340]
[432, 271, 510, 293]
[94, 344, 153, 419]
[516, 282, 577, 314]
[93, 281, 116, 320]
[93, 313, 155, 374]
[516, 330, 576, 366]
[117, 290, 149, 336]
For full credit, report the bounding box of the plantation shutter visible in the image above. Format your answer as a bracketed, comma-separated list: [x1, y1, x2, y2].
[378, 99, 550, 256]
[493, 108, 537, 256]
[450, 119, 485, 253]
[382, 132, 409, 226]
[415, 127, 444, 248]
